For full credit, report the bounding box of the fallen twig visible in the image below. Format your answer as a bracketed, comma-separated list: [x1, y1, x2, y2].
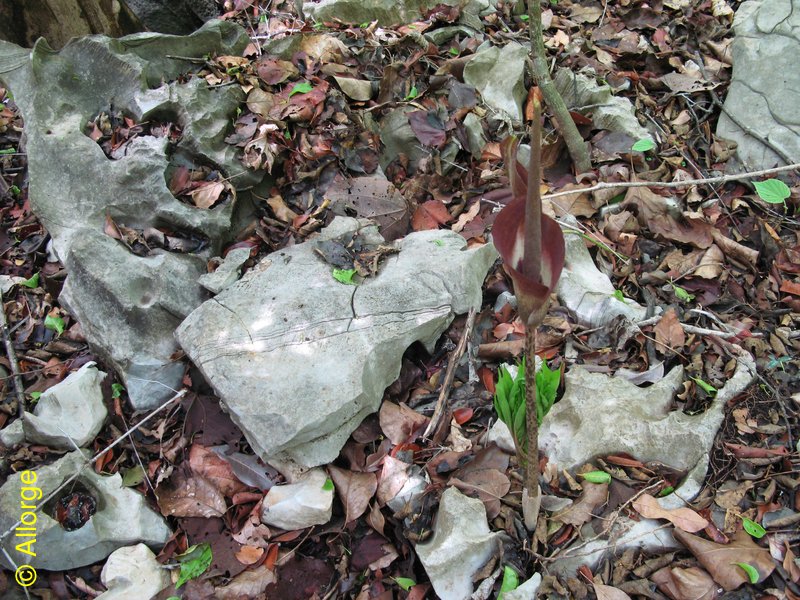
[0, 291, 26, 416]
[543, 162, 800, 201]
[423, 308, 477, 439]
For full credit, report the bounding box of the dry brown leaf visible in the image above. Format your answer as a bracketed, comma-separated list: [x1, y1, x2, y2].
[188, 443, 247, 497]
[216, 562, 276, 599]
[673, 529, 775, 591]
[328, 465, 377, 523]
[235, 545, 265, 566]
[451, 200, 481, 233]
[449, 469, 510, 520]
[632, 493, 708, 532]
[593, 582, 632, 600]
[654, 308, 685, 352]
[652, 566, 720, 600]
[266, 195, 300, 224]
[625, 187, 714, 248]
[548, 183, 597, 218]
[156, 466, 227, 518]
[376, 455, 410, 506]
[411, 199, 451, 231]
[366, 501, 386, 537]
[694, 244, 724, 279]
[553, 482, 608, 527]
[379, 401, 428, 445]
[190, 181, 225, 209]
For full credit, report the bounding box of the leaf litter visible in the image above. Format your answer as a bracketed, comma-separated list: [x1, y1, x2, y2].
[1, 0, 800, 597]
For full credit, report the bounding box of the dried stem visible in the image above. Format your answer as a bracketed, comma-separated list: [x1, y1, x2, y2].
[528, 0, 592, 173]
[0, 292, 25, 416]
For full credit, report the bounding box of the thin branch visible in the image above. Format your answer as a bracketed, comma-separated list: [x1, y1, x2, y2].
[0, 292, 26, 416]
[423, 308, 477, 439]
[543, 162, 800, 201]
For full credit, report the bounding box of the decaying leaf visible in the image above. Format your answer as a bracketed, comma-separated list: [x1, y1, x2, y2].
[411, 199, 451, 231]
[553, 481, 608, 527]
[328, 465, 377, 523]
[654, 308, 686, 352]
[379, 402, 428, 445]
[673, 529, 775, 591]
[652, 566, 720, 600]
[632, 493, 708, 532]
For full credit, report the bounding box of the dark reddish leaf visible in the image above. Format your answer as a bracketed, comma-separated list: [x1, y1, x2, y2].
[452, 407, 473, 425]
[411, 200, 451, 231]
[407, 110, 447, 148]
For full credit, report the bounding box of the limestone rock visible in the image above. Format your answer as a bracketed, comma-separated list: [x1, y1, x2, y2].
[199, 247, 252, 294]
[22, 362, 108, 449]
[0, 451, 171, 571]
[260, 469, 333, 530]
[123, 0, 219, 35]
[299, 0, 495, 26]
[176, 218, 498, 469]
[463, 43, 528, 122]
[97, 544, 170, 600]
[0, 21, 263, 409]
[717, 0, 800, 169]
[416, 487, 502, 600]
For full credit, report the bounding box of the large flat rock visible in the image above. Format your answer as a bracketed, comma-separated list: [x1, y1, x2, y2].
[716, 0, 800, 169]
[176, 218, 497, 469]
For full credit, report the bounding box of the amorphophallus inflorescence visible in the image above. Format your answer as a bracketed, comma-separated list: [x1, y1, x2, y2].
[492, 92, 565, 528]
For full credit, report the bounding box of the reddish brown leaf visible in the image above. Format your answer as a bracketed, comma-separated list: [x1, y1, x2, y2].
[450, 469, 510, 519]
[554, 482, 608, 527]
[593, 583, 632, 600]
[654, 308, 686, 352]
[156, 466, 226, 518]
[411, 200, 451, 231]
[452, 407, 473, 425]
[673, 529, 775, 591]
[379, 401, 429, 444]
[780, 279, 800, 296]
[328, 465, 377, 523]
[652, 566, 720, 600]
[632, 493, 708, 532]
[190, 181, 225, 209]
[188, 443, 247, 498]
[724, 443, 788, 458]
[256, 57, 298, 85]
[235, 545, 265, 566]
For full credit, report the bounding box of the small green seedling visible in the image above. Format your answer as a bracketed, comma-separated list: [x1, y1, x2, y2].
[754, 179, 790, 208]
[111, 383, 125, 399]
[322, 477, 334, 491]
[691, 376, 717, 396]
[0, 148, 15, 155]
[671, 282, 695, 302]
[175, 543, 213, 589]
[612, 289, 625, 302]
[493, 359, 560, 456]
[29, 392, 42, 404]
[448, 47, 459, 56]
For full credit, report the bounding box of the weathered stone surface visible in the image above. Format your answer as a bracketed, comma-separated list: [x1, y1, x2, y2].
[123, 0, 219, 35]
[97, 544, 170, 600]
[0, 451, 171, 571]
[0, 21, 264, 409]
[199, 247, 252, 294]
[554, 68, 653, 142]
[176, 218, 498, 469]
[260, 468, 333, 530]
[22, 362, 107, 450]
[416, 487, 502, 600]
[717, 0, 800, 169]
[557, 216, 650, 327]
[300, 0, 497, 26]
[463, 42, 528, 122]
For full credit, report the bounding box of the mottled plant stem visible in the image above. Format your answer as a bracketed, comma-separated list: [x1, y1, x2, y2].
[524, 325, 539, 494]
[528, 0, 592, 174]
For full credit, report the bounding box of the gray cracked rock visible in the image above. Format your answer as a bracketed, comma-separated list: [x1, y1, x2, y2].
[299, 0, 497, 26]
[463, 42, 528, 122]
[716, 0, 800, 169]
[416, 487, 503, 600]
[97, 543, 170, 600]
[176, 217, 498, 469]
[0, 21, 264, 409]
[0, 451, 171, 571]
[22, 362, 107, 450]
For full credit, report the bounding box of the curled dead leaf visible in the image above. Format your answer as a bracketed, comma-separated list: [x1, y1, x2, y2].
[632, 493, 708, 532]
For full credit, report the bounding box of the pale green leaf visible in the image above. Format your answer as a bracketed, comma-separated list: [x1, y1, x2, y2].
[580, 471, 611, 484]
[121, 465, 146, 487]
[289, 81, 314, 97]
[742, 517, 766, 539]
[498, 566, 520, 598]
[44, 314, 65, 336]
[535, 361, 560, 424]
[322, 477, 334, 491]
[20, 273, 39, 288]
[176, 543, 212, 589]
[332, 268, 357, 285]
[754, 179, 790, 204]
[111, 383, 125, 399]
[691, 376, 717, 395]
[672, 284, 695, 302]
[612, 289, 624, 301]
[393, 577, 416, 591]
[632, 138, 655, 152]
[404, 86, 418, 101]
[733, 562, 760, 584]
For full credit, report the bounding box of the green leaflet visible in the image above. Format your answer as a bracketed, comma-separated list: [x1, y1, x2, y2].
[741, 517, 766, 539]
[175, 543, 212, 589]
[733, 562, 759, 584]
